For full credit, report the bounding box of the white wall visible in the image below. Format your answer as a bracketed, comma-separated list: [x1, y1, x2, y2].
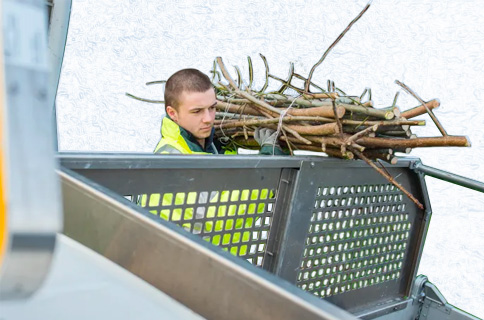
[57, 0, 484, 317]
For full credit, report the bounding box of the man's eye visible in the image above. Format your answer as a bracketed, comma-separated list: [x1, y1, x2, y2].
[209, 106, 216, 110]
[192, 109, 201, 113]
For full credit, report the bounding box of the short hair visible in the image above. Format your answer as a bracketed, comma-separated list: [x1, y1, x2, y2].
[164, 68, 213, 110]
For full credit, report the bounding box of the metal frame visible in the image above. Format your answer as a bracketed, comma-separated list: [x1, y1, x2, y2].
[47, 0, 72, 151]
[418, 277, 481, 320]
[60, 153, 431, 318]
[412, 161, 484, 194]
[60, 167, 357, 320]
[0, 0, 61, 300]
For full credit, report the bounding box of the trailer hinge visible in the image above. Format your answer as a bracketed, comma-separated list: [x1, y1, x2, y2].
[417, 282, 452, 320]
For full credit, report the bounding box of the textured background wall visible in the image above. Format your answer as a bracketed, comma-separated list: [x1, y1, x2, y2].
[56, 0, 484, 317]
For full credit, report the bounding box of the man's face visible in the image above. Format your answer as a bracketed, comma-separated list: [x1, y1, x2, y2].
[167, 89, 217, 144]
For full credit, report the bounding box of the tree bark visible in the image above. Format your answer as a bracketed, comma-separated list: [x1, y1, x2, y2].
[356, 135, 470, 148]
[400, 99, 440, 119]
[285, 122, 339, 136]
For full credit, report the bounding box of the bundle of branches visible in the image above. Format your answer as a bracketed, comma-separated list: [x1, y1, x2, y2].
[213, 56, 470, 164]
[212, 54, 471, 210]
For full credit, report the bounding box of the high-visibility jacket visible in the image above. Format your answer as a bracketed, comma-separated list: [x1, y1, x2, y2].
[153, 116, 235, 155]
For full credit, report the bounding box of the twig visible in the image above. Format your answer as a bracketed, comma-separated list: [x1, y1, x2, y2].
[217, 57, 282, 115]
[305, 2, 371, 92]
[303, 135, 366, 152]
[360, 88, 369, 101]
[277, 62, 295, 94]
[341, 119, 425, 126]
[259, 54, 270, 93]
[342, 103, 394, 119]
[284, 122, 339, 136]
[395, 80, 447, 136]
[362, 150, 397, 165]
[279, 138, 355, 159]
[400, 99, 440, 119]
[281, 126, 312, 145]
[145, 80, 166, 86]
[234, 65, 243, 89]
[215, 116, 340, 129]
[356, 135, 471, 148]
[210, 60, 221, 83]
[392, 91, 400, 109]
[332, 100, 344, 137]
[125, 92, 164, 103]
[269, 74, 305, 94]
[281, 128, 294, 155]
[247, 56, 254, 89]
[346, 124, 378, 145]
[350, 147, 424, 209]
[303, 93, 339, 99]
[293, 73, 327, 92]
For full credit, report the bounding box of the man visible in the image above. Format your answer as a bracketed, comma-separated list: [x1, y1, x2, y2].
[153, 68, 285, 155]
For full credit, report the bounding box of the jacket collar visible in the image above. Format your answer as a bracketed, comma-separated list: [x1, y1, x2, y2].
[162, 115, 216, 153]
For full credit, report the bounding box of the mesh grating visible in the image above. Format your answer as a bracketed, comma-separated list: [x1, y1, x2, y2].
[66, 157, 428, 316]
[137, 188, 277, 267]
[296, 183, 412, 298]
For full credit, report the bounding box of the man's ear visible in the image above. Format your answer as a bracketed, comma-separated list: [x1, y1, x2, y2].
[166, 106, 178, 123]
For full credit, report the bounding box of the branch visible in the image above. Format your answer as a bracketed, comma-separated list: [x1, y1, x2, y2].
[341, 119, 425, 126]
[305, 2, 371, 92]
[395, 80, 447, 136]
[284, 122, 339, 136]
[350, 147, 424, 210]
[346, 124, 378, 145]
[216, 57, 282, 115]
[342, 103, 394, 119]
[247, 56, 254, 89]
[400, 99, 440, 119]
[277, 62, 295, 94]
[259, 54, 270, 93]
[125, 92, 164, 104]
[215, 116, 338, 129]
[145, 80, 166, 86]
[357, 135, 471, 148]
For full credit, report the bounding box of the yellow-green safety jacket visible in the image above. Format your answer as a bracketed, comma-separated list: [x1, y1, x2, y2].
[153, 116, 235, 155]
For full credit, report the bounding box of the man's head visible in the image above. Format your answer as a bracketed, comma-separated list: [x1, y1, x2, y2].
[164, 69, 217, 145]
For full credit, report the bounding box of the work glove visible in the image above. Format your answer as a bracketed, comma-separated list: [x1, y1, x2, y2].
[254, 127, 279, 147]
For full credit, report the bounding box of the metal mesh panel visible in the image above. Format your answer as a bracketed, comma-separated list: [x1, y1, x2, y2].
[62, 155, 428, 316]
[274, 161, 426, 314]
[72, 167, 283, 268]
[297, 183, 411, 298]
[137, 188, 276, 266]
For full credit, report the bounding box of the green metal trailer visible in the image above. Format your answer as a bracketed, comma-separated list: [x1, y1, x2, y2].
[0, 1, 482, 319]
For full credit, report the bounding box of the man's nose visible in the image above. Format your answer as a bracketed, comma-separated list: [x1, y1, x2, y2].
[202, 109, 213, 123]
